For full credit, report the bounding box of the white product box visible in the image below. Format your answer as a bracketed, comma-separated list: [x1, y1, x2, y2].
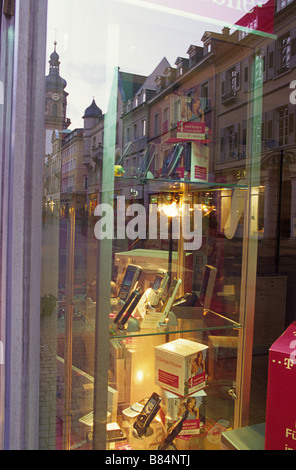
[155, 338, 208, 396]
[161, 389, 207, 435]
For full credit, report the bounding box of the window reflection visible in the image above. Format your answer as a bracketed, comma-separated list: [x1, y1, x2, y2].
[38, 0, 296, 451]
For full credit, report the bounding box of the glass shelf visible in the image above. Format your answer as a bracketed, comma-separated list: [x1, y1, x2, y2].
[109, 308, 241, 340]
[71, 297, 241, 340]
[114, 176, 248, 190]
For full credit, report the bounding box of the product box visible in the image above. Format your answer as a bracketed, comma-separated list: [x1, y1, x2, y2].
[155, 338, 208, 396]
[160, 389, 206, 435]
[265, 321, 296, 450]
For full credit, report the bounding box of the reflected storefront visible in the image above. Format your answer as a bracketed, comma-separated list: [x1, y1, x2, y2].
[1, 0, 296, 451]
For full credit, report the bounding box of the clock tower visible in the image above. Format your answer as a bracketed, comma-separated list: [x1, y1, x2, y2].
[44, 42, 71, 154]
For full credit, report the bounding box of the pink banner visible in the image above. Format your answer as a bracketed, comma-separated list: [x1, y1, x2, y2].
[194, 166, 207, 181]
[177, 121, 206, 140]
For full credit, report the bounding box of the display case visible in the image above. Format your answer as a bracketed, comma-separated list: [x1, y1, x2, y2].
[57, 173, 253, 451]
[47, 42, 265, 450]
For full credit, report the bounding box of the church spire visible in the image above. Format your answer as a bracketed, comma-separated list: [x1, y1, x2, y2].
[49, 41, 60, 72]
[46, 41, 67, 92]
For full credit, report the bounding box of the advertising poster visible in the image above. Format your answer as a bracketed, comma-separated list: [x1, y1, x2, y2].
[191, 142, 209, 183]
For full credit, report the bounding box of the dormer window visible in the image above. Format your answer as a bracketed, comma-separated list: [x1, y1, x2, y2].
[141, 90, 146, 103]
[164, 67, 177, 86]
[175, 57, 189, 77]
[204, 42, 211, 55]
[155, 75, 165, 93]
[187, 45, 203, 67]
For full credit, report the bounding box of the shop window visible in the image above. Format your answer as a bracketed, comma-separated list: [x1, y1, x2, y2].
[278, 33, 291, 74]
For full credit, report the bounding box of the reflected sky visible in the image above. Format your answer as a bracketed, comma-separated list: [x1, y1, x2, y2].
[46, 0, 270, 129]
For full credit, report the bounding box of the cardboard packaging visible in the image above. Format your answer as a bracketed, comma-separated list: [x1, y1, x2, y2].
[155, 338, 208, 396]
[160, 389, 206, 435]
[265, 321, 296, 450]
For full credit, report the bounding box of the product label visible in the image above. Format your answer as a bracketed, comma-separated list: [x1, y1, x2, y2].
[158, 369, 179, 388]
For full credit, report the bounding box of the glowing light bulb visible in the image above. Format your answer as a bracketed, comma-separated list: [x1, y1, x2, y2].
[136, 370, 144, 383]
[161, 201, 179, 218]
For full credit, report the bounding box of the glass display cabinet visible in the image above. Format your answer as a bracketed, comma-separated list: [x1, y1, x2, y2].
[56, 150, 259, 450]
[60, 176, 247, 451]
[52, 76, 260, 448]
